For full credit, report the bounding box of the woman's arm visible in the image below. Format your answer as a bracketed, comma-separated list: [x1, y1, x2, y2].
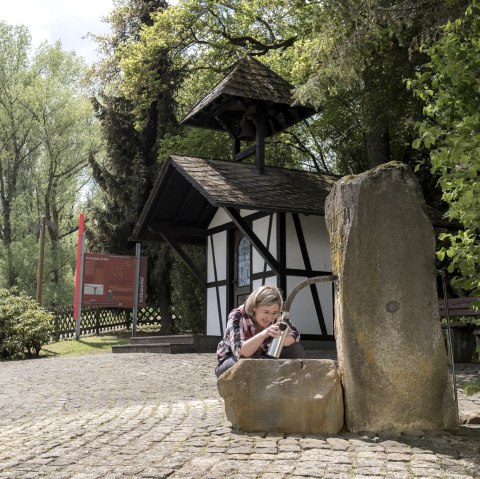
[240, 324, 281, 357]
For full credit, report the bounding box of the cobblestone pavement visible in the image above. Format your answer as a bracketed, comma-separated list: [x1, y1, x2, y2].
[0, 352, 479, 479]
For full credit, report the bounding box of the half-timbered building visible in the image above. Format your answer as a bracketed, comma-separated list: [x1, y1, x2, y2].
[131, 56, 339, 344]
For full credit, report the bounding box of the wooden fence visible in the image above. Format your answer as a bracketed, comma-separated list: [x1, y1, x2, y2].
[50, 306, 162, 340]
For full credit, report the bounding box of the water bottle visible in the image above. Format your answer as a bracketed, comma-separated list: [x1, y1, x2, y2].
[267, 320, 289, 358]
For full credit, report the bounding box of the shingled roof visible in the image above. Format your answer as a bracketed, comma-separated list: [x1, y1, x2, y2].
[131, 155, 338, 244]
[180, 56, 315, 136]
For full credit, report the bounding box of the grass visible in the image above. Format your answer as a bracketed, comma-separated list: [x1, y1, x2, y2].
[40, 331, 132, 358]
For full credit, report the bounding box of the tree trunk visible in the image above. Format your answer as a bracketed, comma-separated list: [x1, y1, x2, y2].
[366, 127, 390, 169]
[2, 202, 16, 287]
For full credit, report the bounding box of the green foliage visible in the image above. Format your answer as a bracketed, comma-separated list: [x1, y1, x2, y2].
[116, 0, 324, 172]
[118, 0, 301, 111]
[293, 0, 467, 171]
[88, 1, 187, 334]
[463, 374, 480, 396]
[91, 0, 473, 336]
[117, 0, 466, 176]
[0, 22, 99, 305]
[412, 0, 480, 296]
[170, 246, 206, 334]
[157, 129, 232, 162]
[0, 288, 53, 359]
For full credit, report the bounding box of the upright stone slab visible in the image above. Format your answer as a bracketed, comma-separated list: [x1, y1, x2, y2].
[325, 162, 458, 432]
[218, 359, 344, 434]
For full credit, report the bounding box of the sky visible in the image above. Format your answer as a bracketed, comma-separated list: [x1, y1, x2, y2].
[1, 0, 115, 63]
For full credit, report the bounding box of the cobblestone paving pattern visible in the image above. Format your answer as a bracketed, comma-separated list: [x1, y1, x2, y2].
[0, 352, 479, 479]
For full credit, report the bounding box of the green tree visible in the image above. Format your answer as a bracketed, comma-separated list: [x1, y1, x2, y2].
[293, 0, 468, 172]
[118, 0, 331, 172]
[29, 43, 98, 306]
[0, 23, 42, 287]
[412, 0, 480, 296]
[88, 0, 186, 332]
[0, 22, 98, 305]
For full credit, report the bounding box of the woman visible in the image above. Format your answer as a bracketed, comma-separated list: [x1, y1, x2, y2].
[215, 285, 305, 377]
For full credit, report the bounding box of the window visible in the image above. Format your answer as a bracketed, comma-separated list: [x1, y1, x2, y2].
[237, 237, 251, 287]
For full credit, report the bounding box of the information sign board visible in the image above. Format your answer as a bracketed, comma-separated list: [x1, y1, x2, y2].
[82, 253, 147, 308]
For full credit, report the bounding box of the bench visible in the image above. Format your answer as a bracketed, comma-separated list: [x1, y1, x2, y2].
[438, 298, 479, 363]
[438, 297, 480, 318]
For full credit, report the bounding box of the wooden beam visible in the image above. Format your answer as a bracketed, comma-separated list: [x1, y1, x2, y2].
[148, 223, 208, 238]
[233, 145, 256, 162]
[174, 188, 197, 226]
[205, 96, 238, 119]
[233, 136, 241, 156]
[214, 115, 233, 136]
[278, 212, 287, 294]
[292, 213, 328, 335]
[255, 113, 265, 174]
[210, 235, 224, 336]
[160, 231, 207, 286]
[224, 207, 280, 274]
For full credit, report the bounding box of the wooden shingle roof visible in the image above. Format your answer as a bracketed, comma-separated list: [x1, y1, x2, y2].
[180, 56, 315, 136]
[131, 155, 338, 244]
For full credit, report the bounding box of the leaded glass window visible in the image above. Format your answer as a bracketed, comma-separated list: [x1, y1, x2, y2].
[237, 237, 251, 287]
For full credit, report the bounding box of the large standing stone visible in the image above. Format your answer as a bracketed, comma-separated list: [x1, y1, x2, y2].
[217, 359, 344, 434]
[325, 162, 458, 432]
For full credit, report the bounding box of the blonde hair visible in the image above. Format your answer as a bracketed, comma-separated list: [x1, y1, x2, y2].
[244, 286, 283, 318]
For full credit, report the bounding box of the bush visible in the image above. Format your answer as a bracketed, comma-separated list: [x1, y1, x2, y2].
[170, 246, 206, 334]
[464, 375, 480, 396]
[0, 288, 53, 359]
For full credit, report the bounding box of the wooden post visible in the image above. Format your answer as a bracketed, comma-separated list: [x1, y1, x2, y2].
[255, 112, 265, 174]
[132, 243, 141, 337]
[95, 309, 100, 335]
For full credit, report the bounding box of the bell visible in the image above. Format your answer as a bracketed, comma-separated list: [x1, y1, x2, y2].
[239, 118, 256, 141]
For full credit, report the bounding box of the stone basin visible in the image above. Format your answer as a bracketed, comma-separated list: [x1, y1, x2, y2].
[217, 358, 344, 434]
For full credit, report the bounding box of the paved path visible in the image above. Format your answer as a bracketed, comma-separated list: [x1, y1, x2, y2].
[0, 352, 479, 479]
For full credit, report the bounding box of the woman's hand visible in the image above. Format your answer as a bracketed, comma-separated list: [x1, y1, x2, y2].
[263, 323, 282, 339]
[240, 322, 280, 357]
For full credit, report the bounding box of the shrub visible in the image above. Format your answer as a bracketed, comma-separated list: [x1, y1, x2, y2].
[170, 246, 206, 334]
[464, 375, 480, 396]
[0, 288, 53, 359]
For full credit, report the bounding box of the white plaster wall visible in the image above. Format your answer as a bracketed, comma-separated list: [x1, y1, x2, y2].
[241, 209, 258, 217]
[206, 285, 227, 336]
[251, 215, 276, 275]
[252, 277, 278, 291]
[207, 231, 227, 282]
[209, 208, 230, 228]
[205, 210, 334, 337]
[286, 276, 334, 335]
[285, 215, 331, 271]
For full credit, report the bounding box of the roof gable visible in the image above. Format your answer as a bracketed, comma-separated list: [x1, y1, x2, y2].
[181, 56, 315, 136]
[131, 155, 338, 244]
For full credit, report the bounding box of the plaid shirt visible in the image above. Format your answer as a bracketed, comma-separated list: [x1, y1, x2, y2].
[216, 305, 300, 364]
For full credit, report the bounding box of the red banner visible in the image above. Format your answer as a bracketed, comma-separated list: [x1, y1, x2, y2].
[82, 253, 147, 308]
[73, 213, 85, 321]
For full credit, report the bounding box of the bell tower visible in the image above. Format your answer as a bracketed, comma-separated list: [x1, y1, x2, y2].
[181, 55, 315, 174]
